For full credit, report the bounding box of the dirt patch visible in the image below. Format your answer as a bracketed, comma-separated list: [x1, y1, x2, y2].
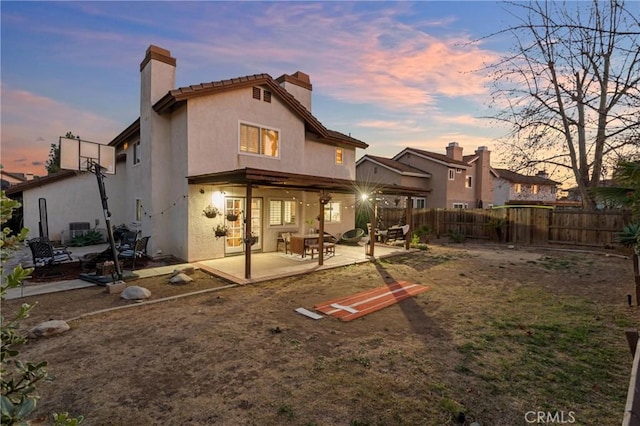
[3, 243, 639, 425]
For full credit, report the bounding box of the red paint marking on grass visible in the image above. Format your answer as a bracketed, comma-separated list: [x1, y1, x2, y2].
[313, 281, 430, 322]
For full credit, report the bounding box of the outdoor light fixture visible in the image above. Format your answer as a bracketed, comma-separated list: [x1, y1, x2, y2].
[211, 191, 225, 208]
[361, 193, 369, 201]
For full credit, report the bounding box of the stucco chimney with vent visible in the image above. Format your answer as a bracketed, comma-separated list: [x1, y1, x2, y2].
[536, 170, 549, 179]
[24, 172, 34, 181]
[446, 142, 463, 161]
[140, 45, 176, 109]
[474, 146, 493, 207]
[276, 71, 312, 111]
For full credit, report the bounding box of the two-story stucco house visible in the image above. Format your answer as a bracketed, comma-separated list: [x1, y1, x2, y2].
[7, 45, 369, 265]
[356, 143, 495, 209]
[493, 169, 559, 206]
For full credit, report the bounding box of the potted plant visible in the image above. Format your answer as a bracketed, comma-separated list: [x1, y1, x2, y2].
[305, 218, 316, 234]
[214, 224, 229, 238]
[203, 205, 220, 219]
[226, 211, 240, 222]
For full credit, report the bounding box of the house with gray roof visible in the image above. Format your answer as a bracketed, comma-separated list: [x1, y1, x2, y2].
[493, 169, 559, 206]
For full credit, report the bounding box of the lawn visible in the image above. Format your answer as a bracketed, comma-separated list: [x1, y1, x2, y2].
[4, 243, 638, 425]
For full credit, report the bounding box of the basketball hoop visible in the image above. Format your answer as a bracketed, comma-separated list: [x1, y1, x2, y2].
[59, 136, 116, 174]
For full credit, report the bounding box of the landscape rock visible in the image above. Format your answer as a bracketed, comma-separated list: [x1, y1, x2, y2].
[121, 285, 151, 300]
[169, 273, 194, 285]
[29, 320, 70, 338]
[172, 265, 195, 276]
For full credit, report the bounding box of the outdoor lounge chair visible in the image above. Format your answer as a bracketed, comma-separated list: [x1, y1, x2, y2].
[28, 238, 73, 277]
[339, 228, 365, 245]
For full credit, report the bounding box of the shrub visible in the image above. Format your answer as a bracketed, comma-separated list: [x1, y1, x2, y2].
[0, 191, 83, 425]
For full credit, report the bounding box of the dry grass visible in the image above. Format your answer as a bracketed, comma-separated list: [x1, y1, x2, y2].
[3, 243, 638, 425]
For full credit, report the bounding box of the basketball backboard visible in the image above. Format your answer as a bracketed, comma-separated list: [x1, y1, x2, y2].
[59, 136, 116, 174]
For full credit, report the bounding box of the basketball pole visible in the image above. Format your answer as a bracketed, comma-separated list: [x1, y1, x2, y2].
[89, 160, 123, 281]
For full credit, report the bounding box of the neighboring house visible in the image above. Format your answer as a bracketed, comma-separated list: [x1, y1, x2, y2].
[356, 143, 495, 209]
[493, 169, 559, 206]
[0, 170, 33, 190]
[6, 45, 371, 263]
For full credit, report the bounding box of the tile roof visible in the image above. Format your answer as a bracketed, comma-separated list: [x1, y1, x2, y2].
[494, 168, 559, 185]
[398, 147, 470, 167]
[361, 155, 431, 176]
[152, 73, 368, 150]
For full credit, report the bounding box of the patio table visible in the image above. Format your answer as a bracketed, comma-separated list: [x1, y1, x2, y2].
[290, 234, 320, 258]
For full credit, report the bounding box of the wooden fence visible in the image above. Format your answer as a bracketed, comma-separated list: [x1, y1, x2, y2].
[377, 207, 632, 247]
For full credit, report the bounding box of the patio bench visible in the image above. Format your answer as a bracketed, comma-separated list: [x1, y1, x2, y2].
[385, 227, 406, 245]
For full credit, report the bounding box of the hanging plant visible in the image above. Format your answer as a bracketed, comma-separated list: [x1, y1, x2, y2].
[214, 224, 229, 238]
[203, 205, 220, 219]
[226, 211, 240, 222]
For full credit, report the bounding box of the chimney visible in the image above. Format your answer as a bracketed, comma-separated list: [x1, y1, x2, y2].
[474, 146, 493, 208]
[536, 170, 549, 179]
[446, 142, 463, 161]
[25, 172, 34, 181]
[276, 71, 312, 111]
[140, 45, 176, 109]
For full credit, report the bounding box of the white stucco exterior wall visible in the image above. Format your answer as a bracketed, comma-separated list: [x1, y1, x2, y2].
[21, 166, 127, 243]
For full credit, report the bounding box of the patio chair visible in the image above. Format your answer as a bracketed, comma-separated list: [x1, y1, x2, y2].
[339, 228, 365, 245]
[118, 236, 149, 270]
[277, 232, 291, 254]
[117, 231, 138, 252]
[28, 238, 73, 277]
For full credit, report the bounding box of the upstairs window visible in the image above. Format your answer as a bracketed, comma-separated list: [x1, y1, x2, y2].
[263, 90, 272, 103]
[466, 176, 473, 188]
[514, 183, 522, 193]
[240, 123, 279, 157]
[532, 184, 539, 194]
[252, 87, 261, 100]
[448, 169, 455, 180]
[335, 148, 343, 165]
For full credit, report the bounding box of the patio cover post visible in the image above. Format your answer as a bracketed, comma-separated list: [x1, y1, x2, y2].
[245, 183, 252, 279]
[405, 195, 412, 250]
[318, 196, 325, 266]
[369, 200, 377, 257]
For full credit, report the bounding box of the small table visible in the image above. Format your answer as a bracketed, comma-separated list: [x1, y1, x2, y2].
[290, 234, 320, 258]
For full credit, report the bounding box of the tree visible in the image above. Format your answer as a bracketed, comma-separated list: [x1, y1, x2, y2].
[46, 132, 77, 175]
[45, 144, 60, 174]
[487, 0, 640, 209]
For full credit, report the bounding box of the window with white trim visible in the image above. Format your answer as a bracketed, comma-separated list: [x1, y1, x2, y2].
[466, 176, 472, 188]
[452, 202, 468, 209]
[514, 183, 522, 193]
[456, 168, 463, 174]
[240, 123, 279, 157]
[324, 201, 341, 222]
[269, 200, 297, 226]
[532, 184, 539, 194]
[413, 198, 426, 209]
[133, 141, 141, 165]
[448, 169, 455, 180]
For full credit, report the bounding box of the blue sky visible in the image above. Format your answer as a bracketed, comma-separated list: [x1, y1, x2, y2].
[1, 1, 517, 175]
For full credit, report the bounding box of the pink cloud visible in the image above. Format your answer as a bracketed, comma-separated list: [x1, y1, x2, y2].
[1, 85, 122, 175]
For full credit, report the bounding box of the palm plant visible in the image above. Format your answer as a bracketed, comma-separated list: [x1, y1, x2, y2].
[591, 161, 639, 253]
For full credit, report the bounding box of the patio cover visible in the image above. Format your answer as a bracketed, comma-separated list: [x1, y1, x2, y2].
[187, 167, 429, 278]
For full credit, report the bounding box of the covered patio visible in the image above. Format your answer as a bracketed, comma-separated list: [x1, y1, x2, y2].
[188, 167, 428, 280]
[193, 240, 411, 285]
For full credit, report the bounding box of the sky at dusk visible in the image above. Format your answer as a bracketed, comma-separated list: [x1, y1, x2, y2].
[1, 1, 519, 176]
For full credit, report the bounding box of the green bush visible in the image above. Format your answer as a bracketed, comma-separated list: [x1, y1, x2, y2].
[0, 190, 83, 425]
[69, 230, 104, 247]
